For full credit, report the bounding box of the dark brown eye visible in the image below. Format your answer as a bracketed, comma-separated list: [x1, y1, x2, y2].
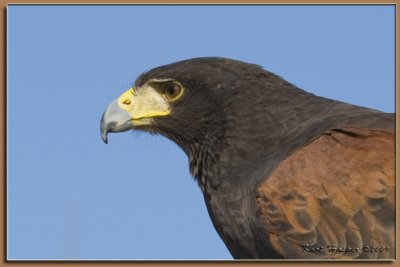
[164, 83, 182, 100]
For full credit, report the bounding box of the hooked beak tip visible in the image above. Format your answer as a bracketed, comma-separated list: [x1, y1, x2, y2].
[100, 112, 109, 144]
[101, 132, 108, 144]
[100, 99, 134, 144]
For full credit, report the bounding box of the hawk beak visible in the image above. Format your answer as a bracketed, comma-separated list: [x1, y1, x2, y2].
[100, 85, 172, 144]
[100, 99, 134, 144]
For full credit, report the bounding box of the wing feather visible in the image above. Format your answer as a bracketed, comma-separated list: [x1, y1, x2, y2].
[255, 127, 395, 259]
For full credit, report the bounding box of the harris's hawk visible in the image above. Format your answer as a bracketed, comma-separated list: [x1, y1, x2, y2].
[100, 58, 395, 259]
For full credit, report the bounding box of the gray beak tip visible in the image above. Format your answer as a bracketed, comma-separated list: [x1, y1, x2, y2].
[101, 132, 108, 144]
[100, 99, 133, 144]
[100, 113, 109, 144]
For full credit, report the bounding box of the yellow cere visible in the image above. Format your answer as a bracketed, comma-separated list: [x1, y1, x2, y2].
[116, 86, 171, 122]
[118, 88, 135, 112]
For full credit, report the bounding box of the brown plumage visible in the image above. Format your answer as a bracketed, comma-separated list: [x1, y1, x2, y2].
[256, 127, 394, 259]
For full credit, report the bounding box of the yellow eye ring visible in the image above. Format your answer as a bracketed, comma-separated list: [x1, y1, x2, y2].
[164, 83, 183, 101]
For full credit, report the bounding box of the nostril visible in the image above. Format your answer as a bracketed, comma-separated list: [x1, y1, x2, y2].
[122, 99, 131, 105]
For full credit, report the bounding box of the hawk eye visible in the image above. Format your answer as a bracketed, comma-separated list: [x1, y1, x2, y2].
[164, 83, 182, 101]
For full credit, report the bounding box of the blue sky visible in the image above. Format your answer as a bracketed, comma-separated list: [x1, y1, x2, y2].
[7, 5, 394, 260]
